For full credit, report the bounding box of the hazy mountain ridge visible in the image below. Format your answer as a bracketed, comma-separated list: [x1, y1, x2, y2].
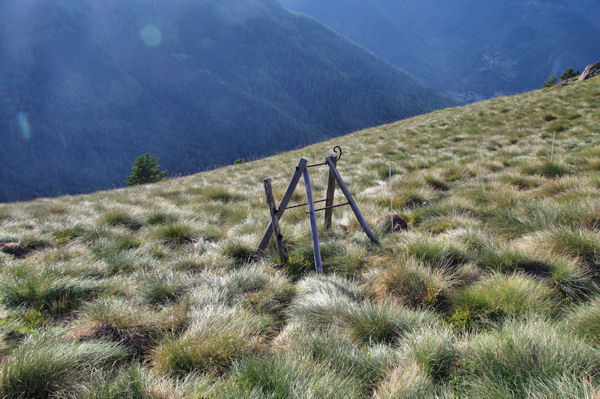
[0, 0, 453, 202]
[279, 0, 600, 100]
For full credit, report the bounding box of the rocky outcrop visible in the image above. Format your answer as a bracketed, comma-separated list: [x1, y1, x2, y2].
[579, 61, 600, 81]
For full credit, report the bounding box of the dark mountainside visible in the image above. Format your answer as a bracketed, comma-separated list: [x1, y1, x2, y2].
[0, 0, 453, 202]
[279, 0, 600, 101]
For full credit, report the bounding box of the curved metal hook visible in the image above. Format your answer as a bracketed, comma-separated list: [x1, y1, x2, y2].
[333, 146, 343, 161]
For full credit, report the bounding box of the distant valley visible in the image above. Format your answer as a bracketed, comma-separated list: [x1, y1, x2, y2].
[0, 0, 453, 202]
[280, 0, 600, 100]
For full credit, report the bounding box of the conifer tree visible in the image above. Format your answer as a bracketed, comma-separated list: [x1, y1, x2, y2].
[126, 153, 167, 186]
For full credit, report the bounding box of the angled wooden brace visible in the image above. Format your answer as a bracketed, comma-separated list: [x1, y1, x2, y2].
[325, 155, 379, 244]
[256, 157, 308, 256]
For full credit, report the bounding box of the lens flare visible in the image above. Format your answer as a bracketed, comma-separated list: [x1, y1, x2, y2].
[17, 111, 31, 139]
[140, 24, 162, 47]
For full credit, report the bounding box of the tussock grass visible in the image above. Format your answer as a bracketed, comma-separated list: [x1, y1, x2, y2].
[540, 228, 600, 271]
[275, 325, 398, 388]
[82, 364, 210, 399]
[345, 301, 439, 344]
[375, 360, 434, 399]
[191, 265, 294, 322]
[145, 210, 178, 225]
[0, 332, 126, 399]
[70, 298, 178, 355]
[400, 326, 459, 382]
[402, 232, 468, 267]
[363, 257, 454, 308]
[449, 273, 558, 329]
[455, 317, 600, 398]
[100, 209, 143, 230]
[218, 355, 364, 398]
[138, 270, 191, 306]
[152, 305, 269, 376]
[563, 298, 600, 347]
[0, 268, 105, 315]
[153, 222, 196, 245]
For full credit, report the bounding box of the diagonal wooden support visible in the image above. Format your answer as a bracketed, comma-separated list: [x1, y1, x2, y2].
[325, 155, 379, 244]
[256, 157, 308, 255]
[264, 178, 286, 264]
[303, 167, 323, 274]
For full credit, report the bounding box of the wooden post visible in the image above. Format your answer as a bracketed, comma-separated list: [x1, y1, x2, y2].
[264, 178, 286, 264]
[325, 156, 379, 244]
[256, 158, 308, 255]
[324, 154, 337, 231]
[303, 167, 323, 274]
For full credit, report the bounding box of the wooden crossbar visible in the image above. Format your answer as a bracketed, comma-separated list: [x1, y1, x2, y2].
[307, 202, 349, 213]
[285, 198, 327, 210]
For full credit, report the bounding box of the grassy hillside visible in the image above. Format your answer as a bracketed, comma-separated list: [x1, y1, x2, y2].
[1, 77, 599, 398]
[0, 0, 453, 202]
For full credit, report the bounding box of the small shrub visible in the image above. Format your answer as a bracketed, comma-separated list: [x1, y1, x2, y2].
[559, 67, 580, 80]
[543, 76, 558, 88]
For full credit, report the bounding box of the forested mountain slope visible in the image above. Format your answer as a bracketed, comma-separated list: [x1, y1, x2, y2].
[0, 0, 452, 202]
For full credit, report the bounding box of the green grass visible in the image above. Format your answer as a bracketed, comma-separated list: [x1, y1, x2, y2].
[1, 78, 600, 397]
[0, 332, 127, 398]
[454, 317, 600, 398]
[0, 268, 106, 315]
[154, 222, 196, 245]
[450, 273, 558, 329]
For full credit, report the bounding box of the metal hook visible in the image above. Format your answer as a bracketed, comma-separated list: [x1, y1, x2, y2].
[333, 146, 342, 161]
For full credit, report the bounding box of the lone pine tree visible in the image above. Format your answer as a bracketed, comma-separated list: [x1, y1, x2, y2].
[126, 153, 167, 186]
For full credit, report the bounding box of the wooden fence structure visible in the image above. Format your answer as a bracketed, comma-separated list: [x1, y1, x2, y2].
[256, 146, 378, 274]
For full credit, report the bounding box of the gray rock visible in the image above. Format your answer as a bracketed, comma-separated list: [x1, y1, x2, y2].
[579, 61, 600, 81]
